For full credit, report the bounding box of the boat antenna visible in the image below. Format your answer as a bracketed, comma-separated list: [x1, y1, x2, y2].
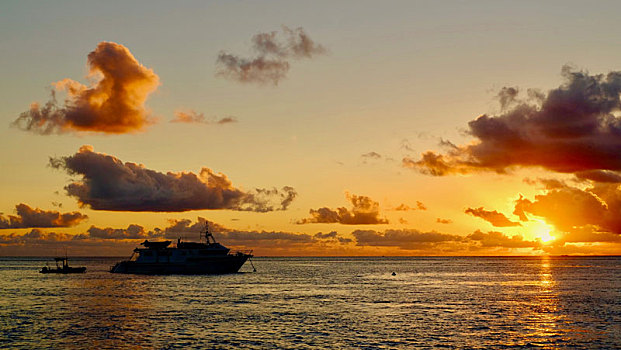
[202, 221, 217, 244]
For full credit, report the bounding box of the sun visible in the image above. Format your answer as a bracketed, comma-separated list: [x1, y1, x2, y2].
[529, 219, 556, 243]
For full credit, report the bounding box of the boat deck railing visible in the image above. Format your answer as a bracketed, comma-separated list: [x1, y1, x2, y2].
[230, 249, 253, 256]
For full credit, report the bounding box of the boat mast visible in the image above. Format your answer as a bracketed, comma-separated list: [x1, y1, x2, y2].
[202, 221, 217, 244]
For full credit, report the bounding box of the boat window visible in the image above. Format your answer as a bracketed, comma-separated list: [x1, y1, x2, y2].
[143, 251, 153, 257]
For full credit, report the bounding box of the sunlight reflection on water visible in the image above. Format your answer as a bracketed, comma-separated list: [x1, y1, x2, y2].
[0, 256, 619, 349]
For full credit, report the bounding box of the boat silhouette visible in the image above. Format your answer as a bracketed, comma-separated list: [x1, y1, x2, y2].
[110, 222, 253, 274]
[40, 257, 86, 274]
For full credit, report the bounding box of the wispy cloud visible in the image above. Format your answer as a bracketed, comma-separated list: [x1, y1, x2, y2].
[12, 42, 159, 134]
[216, 26, 326, 85]
[171, 110, 237, 125]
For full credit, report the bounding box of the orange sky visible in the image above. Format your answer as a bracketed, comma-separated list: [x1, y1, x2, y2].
[2, 2, 621, 256]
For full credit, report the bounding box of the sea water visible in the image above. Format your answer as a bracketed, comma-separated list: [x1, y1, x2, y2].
[0, 256, 619, 349]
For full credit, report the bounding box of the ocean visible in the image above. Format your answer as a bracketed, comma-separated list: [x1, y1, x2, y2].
[0, 256, 619, 349]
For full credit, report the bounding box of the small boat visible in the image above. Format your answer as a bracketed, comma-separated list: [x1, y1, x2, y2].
[40, 257, 86, 274]
[110, 222, 253, 275]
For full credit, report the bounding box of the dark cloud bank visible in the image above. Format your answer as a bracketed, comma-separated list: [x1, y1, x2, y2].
[216, 26, 326, 85]
[49, 145, 297, 212]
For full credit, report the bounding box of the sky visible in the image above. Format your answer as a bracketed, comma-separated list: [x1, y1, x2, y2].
[2, 0, 621, 256]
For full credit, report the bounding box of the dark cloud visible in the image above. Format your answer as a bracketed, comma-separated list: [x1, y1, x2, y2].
[466, 230, 541, 249]
[361, 152, 382, 159]
[171, 110, 237, 125]
[87, 224, 163, 240]
[49, 145, 297, 212]
[465, 207, 521, 227]
[0, 204, 87, 229]
[575, 170, 621, 183]
[406, 66, 621, 175]
[353, 228, 543, 252]
[12, 42, 159, 134]
[352, 229, 463, 249]
[436, 218, 452, 224]
[0, 229, 82, 244]
[216, 26, 326, 85]
[159, 218, 351, 248]
[297, 193, 388, 225]
[394, 201, 427, 211]
[314, 231, 338, 239]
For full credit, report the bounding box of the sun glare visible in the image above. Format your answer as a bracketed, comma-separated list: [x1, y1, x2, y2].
[530, 219, 556, 243]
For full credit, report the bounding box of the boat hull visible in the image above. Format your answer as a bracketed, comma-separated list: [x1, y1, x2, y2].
[110, 254, 250, 275]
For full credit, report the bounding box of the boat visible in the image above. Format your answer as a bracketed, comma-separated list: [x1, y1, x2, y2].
[110, 223, 253, 274]
[40, 257, 86, 274]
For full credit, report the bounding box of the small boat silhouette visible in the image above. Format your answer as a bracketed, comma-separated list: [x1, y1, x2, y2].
[40, 257, 86, 274]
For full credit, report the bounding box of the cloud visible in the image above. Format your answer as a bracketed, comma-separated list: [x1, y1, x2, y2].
[297, 193, 388, 225]
[0, 204, 87, 229]
[465, 207, 521, 227]
[314, 231, 337, 239]
[49, 145, 297, 212]
[394, 201, 427, 211]
[361, 152, 382, 159]
[171, 110, 237, 125]
[466, 230, 541, 249]
[87, 224, 163, 240]
[158, 218, 351, 248]
[575, 170, 621, 183]
[405, 66, 621, 175]
[352, 228, 542, 252]
[352, 229, 463, 249]
[522, 177, 568, 190]
[12, 42, 159, 134]
[436, 218, 452, 224]
[216, 26, 326, 85]
[513, 183, 621, 236]
[0, 229, 82, 244]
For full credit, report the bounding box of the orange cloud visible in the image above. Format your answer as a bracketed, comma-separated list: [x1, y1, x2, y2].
[297, 193, 389, 225]
[13, 42, 159, 134]
[394, 201, 427, 211]
[514, 183, 621, 235]
[50, 145, 297, 212]
[0, 203, 87, 229]
[171, 110, 237, 125]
